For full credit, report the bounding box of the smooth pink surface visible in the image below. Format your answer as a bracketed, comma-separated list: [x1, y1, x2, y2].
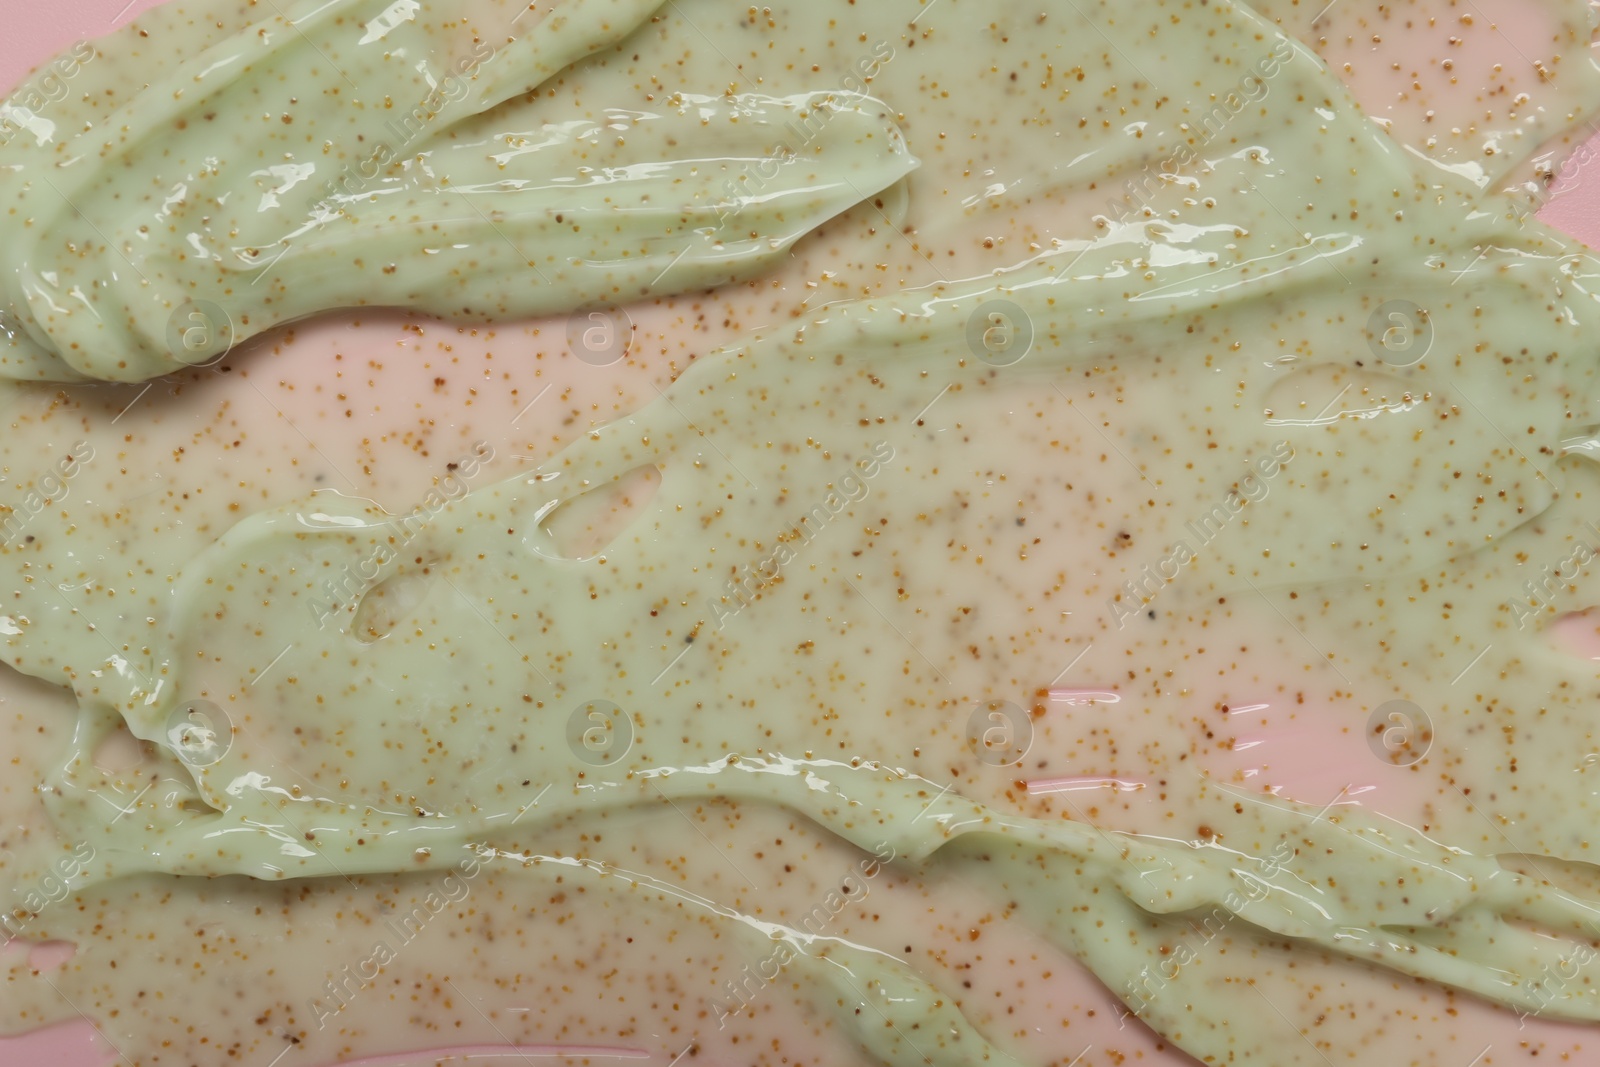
[0, 0, 162, 91]
[2, 4, 1599, 1066]
[1541, 128, 1600, 245]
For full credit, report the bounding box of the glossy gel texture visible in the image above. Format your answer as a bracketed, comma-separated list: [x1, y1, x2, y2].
[4, 0, 1600, 1065]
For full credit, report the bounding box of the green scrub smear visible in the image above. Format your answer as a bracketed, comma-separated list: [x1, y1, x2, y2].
[0, 0, 916, 381]
[6, 0, 1600, 1064]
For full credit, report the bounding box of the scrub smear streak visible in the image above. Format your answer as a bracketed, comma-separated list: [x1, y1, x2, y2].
[1, 0, 1599, 1064]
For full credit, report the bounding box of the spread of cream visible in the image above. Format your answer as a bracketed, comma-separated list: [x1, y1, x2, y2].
[5, 0, 1600, 1064]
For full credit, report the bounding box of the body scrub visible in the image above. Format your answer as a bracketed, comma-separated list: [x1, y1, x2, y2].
[4, 0, 1600, 1064]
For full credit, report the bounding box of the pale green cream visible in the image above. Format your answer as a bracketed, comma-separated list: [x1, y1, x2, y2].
[6, 0, 1600, 1064]
[0, 0, 915, 381]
